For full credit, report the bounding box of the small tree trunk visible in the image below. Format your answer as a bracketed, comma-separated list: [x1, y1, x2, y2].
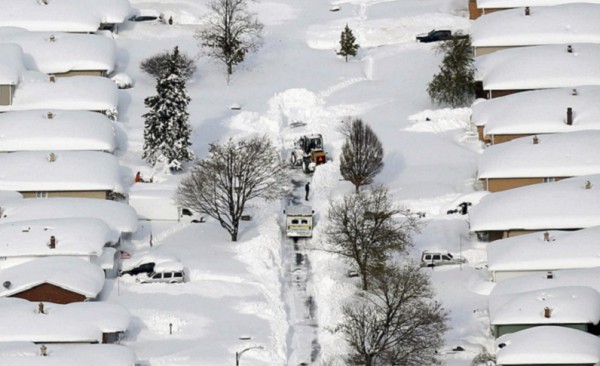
[365, 353, 373, 366]
[354, 183, 360, 193]
[345, 54, 348, 63]
[231, 219, 239, 241]
[360, 270, 369, 291]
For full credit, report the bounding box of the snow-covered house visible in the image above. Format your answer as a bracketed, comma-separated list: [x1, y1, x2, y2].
[0, 297, 131, 344]
[472, 4, 600, 56]
[469, 0, 600, 20]
[0, 342, 137, 366]
[489, 286, 600, 337]
[487, 227, 600, 281]
[0, 110, 116, 152]
[0, 72, 119, 116]
[0, 217, 118, 270]
[495, 326, 600, 365]
[0, 43, 26, 106]
[0, 27, 116, 77]
[472, 86, 600, 144]
[0, 256, 105, 303]
[475, 44, 600, 99]
[477, 131, 600, 192]
[0, 0, 131, 33]
[469, 175, 600, 241]
[0, 151, 124, 199]
[0, 198, 138, 238]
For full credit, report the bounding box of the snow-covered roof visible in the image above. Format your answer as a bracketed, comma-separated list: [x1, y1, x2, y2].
[477, 0, 600, 8]
[0, 151, 124, 194]
[285, 204, 313, 215]
[475, 44, 600, 90]
[472, 4, 600, 47]
[0, 342, 137, 366]
[0, 217, 117, 258]
[490, 286, 600, 325]
[0, 191, 23, 202]
[0, 256, 105, 299]
[0, 110, 116, 152]
[0, 43, 25, 85]
[0, 72, 118, 113]
[472, 86, 600, 134]
[93, 247, 117, 270]
[477, 131, 600, 178]
[154, 260, 184, 272]
[495, 326, 600, 365]
[0, 0, 131, 32]
[0, 297, 131, 343]
[488, 227, 600, 272]
[0, 198, 138, 234]
[0, 28, 115, 74]
[491, 267, 600, 299]
[469, 175, 600, 232]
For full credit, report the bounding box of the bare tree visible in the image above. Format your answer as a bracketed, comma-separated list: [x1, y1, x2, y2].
[324, 186, 418, 290]
[336, 264, 449, 366]
[340, 118, 384, 193]
[176, 136, 288, 241]
[195, 0, 263, 83]
[140, 48, 197, 80]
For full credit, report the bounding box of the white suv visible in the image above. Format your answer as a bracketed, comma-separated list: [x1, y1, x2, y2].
[139, 270, 184, 284]
[420, 250, 466, 268]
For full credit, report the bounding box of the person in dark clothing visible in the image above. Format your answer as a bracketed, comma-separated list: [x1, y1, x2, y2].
[305, 182, 310, 201]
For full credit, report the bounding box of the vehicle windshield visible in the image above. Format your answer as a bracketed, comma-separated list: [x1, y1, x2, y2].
[308, 137, 322, 149]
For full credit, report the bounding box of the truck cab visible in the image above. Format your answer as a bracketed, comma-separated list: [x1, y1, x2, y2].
[420, 250, 466, 267]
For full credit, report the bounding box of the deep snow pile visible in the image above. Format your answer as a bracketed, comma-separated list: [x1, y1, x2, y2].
[102, 0, 492, 365]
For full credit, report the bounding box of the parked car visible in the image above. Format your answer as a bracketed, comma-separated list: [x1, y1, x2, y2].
[137, 261, 185, 284]
[420, 250, 466, 267]
[416, 29, 465, 43]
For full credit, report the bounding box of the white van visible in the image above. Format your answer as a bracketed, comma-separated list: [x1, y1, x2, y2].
[137, 261, 185, 284]
[420, 250, 466, 267]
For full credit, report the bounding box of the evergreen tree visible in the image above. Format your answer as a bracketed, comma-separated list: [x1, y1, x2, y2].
[337, 24, 359, 62]
[427, 33, 476, 107]
[142, 46, 195, 171]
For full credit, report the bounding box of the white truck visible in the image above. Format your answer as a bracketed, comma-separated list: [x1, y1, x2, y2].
[128, 185, 203, 223]
[284, 204, 314, 238]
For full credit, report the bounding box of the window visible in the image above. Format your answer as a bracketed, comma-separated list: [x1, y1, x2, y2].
[301, 220, 308, 224]
[424, 254, 432, 260]
[164, 273, 172, 279]
[442, 255, 450, 260]
[36, 191, 48, 198]
[173, 272, 183, 278]
[544, 177, 556, 183]
[433, 255, 441, 261]
[181, 208, 193, 216]
[151, 273, 161, 279]
[291, 219, 299, 224]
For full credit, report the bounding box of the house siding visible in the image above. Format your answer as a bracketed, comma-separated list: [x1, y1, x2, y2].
[488, 89, 533, 99]
[469, 0, 482, 19]
[0, 85, 13, 106]
[21, 191, 108, 199]
[9, 283, 87, 304]
[495, 323, 588, 338]
[474, 46, 514, 57]
[53, 70, 106, 78]
[490, 133, 531, 144]
[483, 177, 544, 192]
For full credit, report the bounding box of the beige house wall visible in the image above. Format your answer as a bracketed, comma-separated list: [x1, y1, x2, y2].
[54, 70, 106, 78]
[0, 85, 14, 106]
[21, 191, 108, 199]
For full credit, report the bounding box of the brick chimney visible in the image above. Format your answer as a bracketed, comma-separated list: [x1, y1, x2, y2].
[532, 135, 539, 144]
[525, 6, 530, 15]
[585, 180, 592, 189]
[38, 302, 45, 314]
[49, 235, 56, 249]
[566, 107, 573, 125]
[567, 45, 573, 53]
[46, 111, 54, 119]
[543, 232, 550, 242]
[572, 88, 578, 96]
[546, 271, 553, 279]
[40, 345, 47, 356]
[49, 75, 56, 83]
[544, 306, 551, 318]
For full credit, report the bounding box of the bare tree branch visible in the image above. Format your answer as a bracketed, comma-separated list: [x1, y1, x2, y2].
[176, 136, 289, 241]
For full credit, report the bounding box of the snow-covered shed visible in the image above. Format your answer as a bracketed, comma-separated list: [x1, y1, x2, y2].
[0, 297, 131, 344]
[0, 71, 118, 116]
[495, 326, 600, 365]
[472, 4, 600, 56]
[471, 86, 600, 144]
[0, 342, 137, 366]
[0, 256, 105, 303]
[469, 0, 600, 20]
[0, 151, 124, 199]
[0, 27, 116, 76]
[0, 43, 25, 106]
[0, 0, 131, 33]
[490, 286, 600, 337]
[469, 175, 600, 241]
[477, 131, 600, 192]
[0, 217, 118, 270]
[0, 197, 138, 236]
[475, 43, 600, 99]
[0, 110, 116, 152]
[487, 227, 600, 282]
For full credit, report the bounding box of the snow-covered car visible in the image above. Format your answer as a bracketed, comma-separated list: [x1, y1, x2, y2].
[136, 260, 185, 284]
[420, 250, 466, 267]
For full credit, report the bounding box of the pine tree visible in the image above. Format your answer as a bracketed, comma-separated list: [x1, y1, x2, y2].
[427, 33, 476, 107]
[142, 46, 195, 171]
[337, 24, 359, 62]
